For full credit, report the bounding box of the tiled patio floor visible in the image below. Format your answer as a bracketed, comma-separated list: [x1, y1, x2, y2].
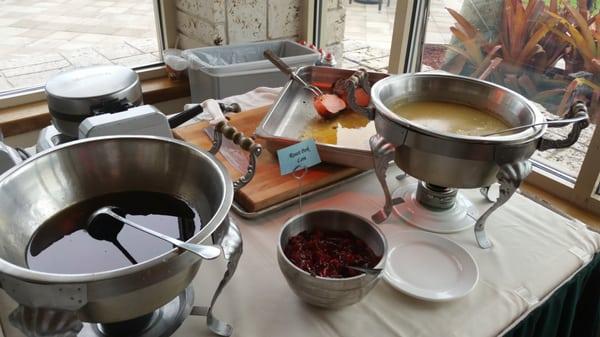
[341, 0, 461, 72]
[0, 0, 159, 92]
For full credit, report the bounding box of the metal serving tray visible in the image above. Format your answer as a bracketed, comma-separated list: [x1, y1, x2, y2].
[255, 66, 388, 169]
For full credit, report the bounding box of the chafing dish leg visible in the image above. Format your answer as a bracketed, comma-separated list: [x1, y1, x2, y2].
[191, 220, 242, 337]
[479, 186, 495, 203]
[9, 305, 83, 337]
[370, 135, 404, 224]
[475, 162, 531, 248]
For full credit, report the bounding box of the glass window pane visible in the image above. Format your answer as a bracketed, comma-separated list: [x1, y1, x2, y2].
[418, 0, 599, 179]
[341, 0, 398, 72]
[0, 0, 160, 94]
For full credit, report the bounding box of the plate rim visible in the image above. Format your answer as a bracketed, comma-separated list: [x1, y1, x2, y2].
[382, 230, 479, 302]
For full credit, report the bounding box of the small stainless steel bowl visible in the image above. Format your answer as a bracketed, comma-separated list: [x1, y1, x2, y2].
[277, 209, 387, 308]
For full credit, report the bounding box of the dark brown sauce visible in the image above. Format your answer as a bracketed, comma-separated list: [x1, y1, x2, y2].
[27, 191, 203, 274]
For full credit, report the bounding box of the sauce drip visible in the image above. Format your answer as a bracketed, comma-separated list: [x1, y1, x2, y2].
[26, 191, 203, 274]
[301, 110, 375, 150]
[390, 101, 509, 136]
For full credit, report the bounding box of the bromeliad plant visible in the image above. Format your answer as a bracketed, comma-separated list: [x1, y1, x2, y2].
[444, 0, 599, 120]
[444, 0, 573, 108]
[548, 3, 600, 121]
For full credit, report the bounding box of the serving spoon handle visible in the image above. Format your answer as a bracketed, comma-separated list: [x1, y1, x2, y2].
[263, 49, 323, 97]
[90, 207, 221, 260]
[481, 115, 588, 137]
[346, 266, 382, 275]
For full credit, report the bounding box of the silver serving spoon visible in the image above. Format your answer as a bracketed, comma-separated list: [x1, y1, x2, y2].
[480, 115, 588, 137]
[263, 49, 323, 97]
[346, 265, 383, 275]
[87, 206, 221, 260]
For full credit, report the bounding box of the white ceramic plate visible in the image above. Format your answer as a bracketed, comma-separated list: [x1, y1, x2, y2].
[383, 230, 479, 302]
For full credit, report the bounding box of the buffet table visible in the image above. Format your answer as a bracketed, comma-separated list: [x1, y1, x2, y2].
[0, 162, 598, 337]
[173, 166, 599, 337]
[0, 86, 599, 336]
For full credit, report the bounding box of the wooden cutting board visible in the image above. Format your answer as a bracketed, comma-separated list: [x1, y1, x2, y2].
[173, 106, 363, 213]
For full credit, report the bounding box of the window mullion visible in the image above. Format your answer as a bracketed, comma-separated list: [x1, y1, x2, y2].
[573, 124, 600, 208]
[155, 0, 177, 50]
[388, 0, 418, 74]
[301, 0, 317, 44]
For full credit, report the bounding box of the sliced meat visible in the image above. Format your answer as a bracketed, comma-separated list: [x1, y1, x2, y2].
[314, 94, 347, 119]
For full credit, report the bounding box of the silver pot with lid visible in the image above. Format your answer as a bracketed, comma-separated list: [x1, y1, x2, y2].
[45, 65, 143, 138]
[343, 72, 589, 248]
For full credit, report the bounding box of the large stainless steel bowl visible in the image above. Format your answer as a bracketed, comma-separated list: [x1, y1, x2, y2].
[0, 136, 233, 323]
[370, 73, 548, 188]
[277, 209, 387, 308]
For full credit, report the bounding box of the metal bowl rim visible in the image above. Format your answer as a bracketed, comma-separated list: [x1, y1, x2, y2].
[45, 65, 140, 101]
[277, 209, 387, 281]
[370, 72, 548, 144]
[0, 135, 234, 283]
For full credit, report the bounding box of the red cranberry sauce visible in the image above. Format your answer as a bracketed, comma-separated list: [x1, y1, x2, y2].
[284, 229, 380, 278]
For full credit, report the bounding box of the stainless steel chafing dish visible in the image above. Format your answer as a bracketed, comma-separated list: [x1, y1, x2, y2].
[343, 72, 589, 248]
[0, 124, 262, 336]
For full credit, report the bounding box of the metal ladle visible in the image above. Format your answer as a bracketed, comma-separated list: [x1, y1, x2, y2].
[481, 115, 588, 136]
[87, 206, 221, 260]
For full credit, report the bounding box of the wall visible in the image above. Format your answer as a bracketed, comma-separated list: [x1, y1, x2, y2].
[174, 0, 347, 60]
[175, 0, 303, 48]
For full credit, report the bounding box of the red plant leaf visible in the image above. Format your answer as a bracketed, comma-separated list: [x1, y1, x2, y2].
[446, 7, 479, 39]
[450, 27, 483, 63]
[525, 0, 544, 21]
[517, 18, 559, 65]
[474, 57, 503, 80]
[502, 0, 514, 59]
[549, 0, 558, 13]
[563, 2, 595, 53]
[445, 44, 478, 65]
[513, 1, 527, 58]
[471, 45, 502, 78]
[577, 0, 588, 19]
[548, 11, 594, 60]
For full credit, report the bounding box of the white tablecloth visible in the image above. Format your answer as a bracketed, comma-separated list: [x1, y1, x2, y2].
[2, 169, 600, 337]
[1, 167, 600, 337]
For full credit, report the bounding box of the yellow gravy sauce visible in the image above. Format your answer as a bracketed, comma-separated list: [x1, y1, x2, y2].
[301, 111, 375, 150]
[390, 101, 509, 136]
